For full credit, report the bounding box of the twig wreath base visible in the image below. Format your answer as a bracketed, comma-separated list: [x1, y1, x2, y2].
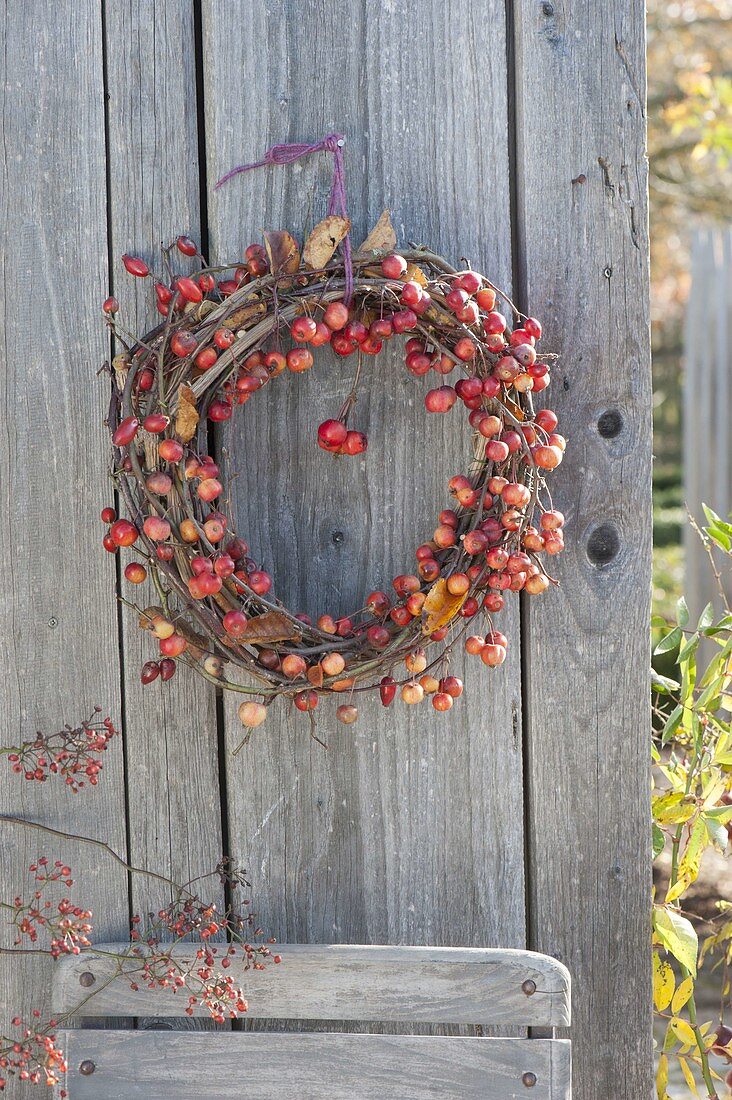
[102, 219, 566, 737]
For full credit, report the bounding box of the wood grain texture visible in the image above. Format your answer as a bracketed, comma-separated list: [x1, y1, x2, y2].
[683, 228, 732, 618]
[0, 4, 129, 1095]
[202, 0, 525, 977]
[103, 0, 225, 1032]
[54, 944, 571, 1026]
[513, 4, 653, 1099]
[58, 1030, 571, 1099]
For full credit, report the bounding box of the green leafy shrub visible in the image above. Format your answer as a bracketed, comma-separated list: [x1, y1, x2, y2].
[653, 508, 732, 1099]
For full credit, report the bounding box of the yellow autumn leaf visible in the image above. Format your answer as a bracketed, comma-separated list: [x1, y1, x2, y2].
[676, 817, 707, 890]
[653, 790, 697, 825]
[302, 215, 351, 269]
[665, 877, 687, 905]
[670, 1016, 698, 1050]
[653, 951, 675, 1011]
[671, 975, 694, 1015]
[656, 1053, 669, 1100]
[653, 906, 698, 976]
[678, 1056, 699, 1096]
[421, 579, 467, 635]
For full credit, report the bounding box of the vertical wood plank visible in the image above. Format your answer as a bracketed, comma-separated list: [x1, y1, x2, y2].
[0, 4, 128, 1094]
[683, 228, 732, 617]
[514, 4, 653, 1098]
[103, 0, 226, 1013]
[202, 0, 525, 972]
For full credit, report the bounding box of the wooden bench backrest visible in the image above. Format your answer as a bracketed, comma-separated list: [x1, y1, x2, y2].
[53, 944, 571, 1098]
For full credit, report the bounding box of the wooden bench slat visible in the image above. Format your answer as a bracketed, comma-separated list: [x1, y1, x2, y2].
[54, 944, 570, 1026]
[59, 1031, 571, 1099]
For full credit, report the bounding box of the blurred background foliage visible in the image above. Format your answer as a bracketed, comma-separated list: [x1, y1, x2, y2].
[648, 0, 732, 633]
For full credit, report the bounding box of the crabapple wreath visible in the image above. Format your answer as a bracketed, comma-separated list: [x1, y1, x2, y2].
[101, 215, 566, 735]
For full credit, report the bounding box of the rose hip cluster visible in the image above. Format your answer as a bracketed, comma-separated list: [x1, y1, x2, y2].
[125, 857, 278, 1024]
[103, 234, 564, 730]
[0, 1015, 67, 1093]
[1, 853, 278, 1091]
[2, 708, 118, 791]
[9, 859, 92, 959]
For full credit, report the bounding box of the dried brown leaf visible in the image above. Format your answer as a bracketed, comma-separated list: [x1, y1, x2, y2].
[303, 215, 351, 270]
[240, 610, 301, 645]
[264, 231, 300, 275]
[175, 384, 200, 444]
[404, 262, 428, 288]
[307, 664, 325, 688]
[500, 395, 525, 422]
[356, 209, 397, 255]
[223, 302, 267, 330]
[421, 578, 467, 635]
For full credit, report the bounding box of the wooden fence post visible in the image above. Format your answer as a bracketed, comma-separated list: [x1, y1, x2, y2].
[102, 0, 226, 970]
[202, 0, 528, 956]
[514, 4, 654, 1098]
[683, 227, 732, 618]
[0, 3, 129, 1088]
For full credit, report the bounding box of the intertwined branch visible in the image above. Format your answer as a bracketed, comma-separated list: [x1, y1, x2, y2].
[102, 233, 565, 737]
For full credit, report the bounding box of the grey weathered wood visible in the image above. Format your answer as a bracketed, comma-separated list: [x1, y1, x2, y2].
[0, 5, 129, 1096]
[513, 5, 653, 1099]
[202, 0, 525, 979]
[103, 0, 225, 1031]
[55, 945, 570, 1026]
[58, 1031, 571, 1099]
[683, 227, 732, 617]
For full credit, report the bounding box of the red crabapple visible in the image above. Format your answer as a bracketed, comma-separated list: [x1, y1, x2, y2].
[401, 682, 424, 704]
[286, 348, 314, 373]
[323, 301, 350, 330]
[238, 701, 267, 728]
[143, 516, 171, 541]
[294, 689, 318, 712]
[282, 654, 307, 679]
[159, 634, 187, 657]
[382, 254, 408, 279]
[110, 519, 138, 547]
[440, 676, 463, 698]
[291, 316, 318, 342]
[342, 430, 368, 455]
[481, 644, 506, 667]
[425, 386, 457, 413]
[125, 562, 147, 584]
[380, 677, 397, 706]
[317, 419, 348, 451]
[122, 254, 149, 277]
[223, 611, 248, 637]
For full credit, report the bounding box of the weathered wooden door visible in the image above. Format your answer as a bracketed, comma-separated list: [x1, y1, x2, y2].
[0, 3, 652, 1097]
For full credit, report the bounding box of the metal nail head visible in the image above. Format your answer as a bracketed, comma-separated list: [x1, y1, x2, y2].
[522, 1071, 537, 1087]
[79, 1060, 96, 1076]
[521, 979, 537, 996]
[79, 971, 95, 988]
